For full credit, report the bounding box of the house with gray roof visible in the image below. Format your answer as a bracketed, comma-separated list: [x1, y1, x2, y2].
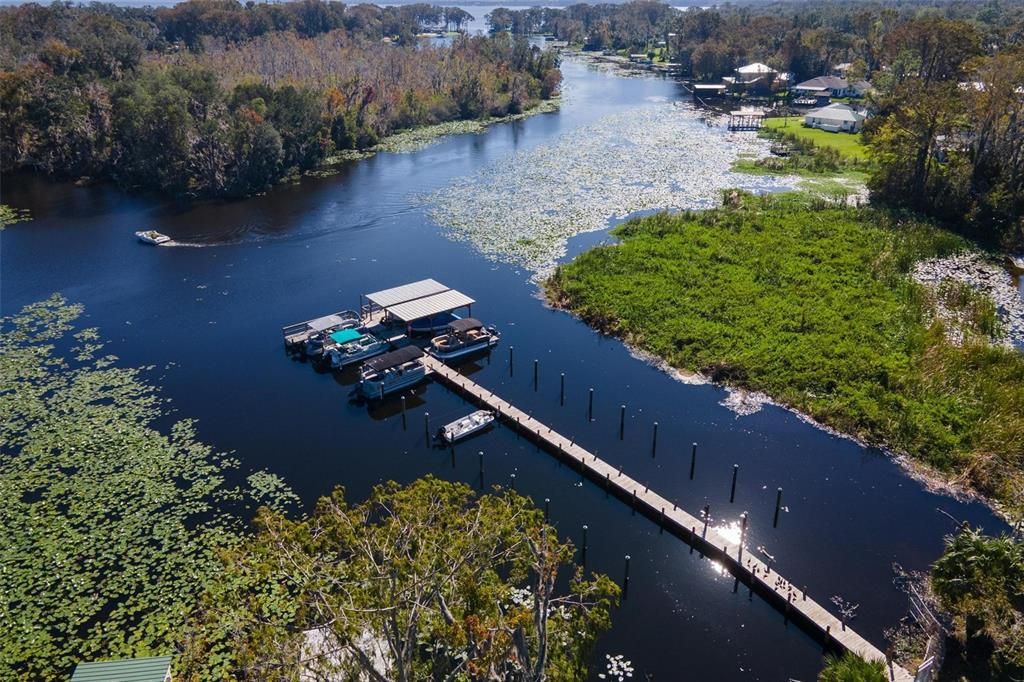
[803, 103, 866, 133]
[793, 75, 870, 98]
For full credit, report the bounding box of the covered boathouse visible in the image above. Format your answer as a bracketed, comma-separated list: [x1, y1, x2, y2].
[360, 279, 475, 334]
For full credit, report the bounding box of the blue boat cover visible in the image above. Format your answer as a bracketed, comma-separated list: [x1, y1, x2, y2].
[330, 328, 363, 344]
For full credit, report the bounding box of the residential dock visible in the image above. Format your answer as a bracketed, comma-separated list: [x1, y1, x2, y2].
[421, 354, 914, 682]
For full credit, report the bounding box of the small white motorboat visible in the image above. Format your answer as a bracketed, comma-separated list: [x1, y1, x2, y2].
[135, 230, 171, 245]
[437, 409, 496, 443]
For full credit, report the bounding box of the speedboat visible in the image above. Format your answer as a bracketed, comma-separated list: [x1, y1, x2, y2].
[135, 230, 171, 245]
[322, 330, 388, 368]
[437, 410, 495, 443]
[359, 346, 427, 399]
[282, 310, 360, 352]
[427, 318, 500, 361]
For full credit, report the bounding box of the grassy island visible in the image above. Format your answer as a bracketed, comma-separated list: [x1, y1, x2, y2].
[547, 193, 1024, 513]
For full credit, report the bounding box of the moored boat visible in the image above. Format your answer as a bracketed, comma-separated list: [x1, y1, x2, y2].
[359, 346, 427, 399]
[427, 318, 500, 361]
[409, 312, 461, 335]
[282, 310, 361, 352]
[322, 329, 389, 368]
[135, 230, 171, 245]
[437, 410, 495, 443]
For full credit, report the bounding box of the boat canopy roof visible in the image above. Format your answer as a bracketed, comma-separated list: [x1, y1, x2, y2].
[365, 345, 423, 372]
[308, 314, 349, 332]
[388, 290, 474, 323]
[329, 328, 363, 344]
[448, 317, 483, 333]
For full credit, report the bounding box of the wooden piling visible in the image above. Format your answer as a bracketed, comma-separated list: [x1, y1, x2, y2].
[533, 359, 538, 391]
[730, 464, 738, 503]
[774, 487, 783, 528]
[560, 373, 565, 406]
[651, 421, 658, 458]
[509, 346, 514, 376]
[424, 412, 430, 444]
[400, 396, 407, 430]
[588, 388, 594, 421]
[690, 442, 697, 480]
[619, 405, 626, 440]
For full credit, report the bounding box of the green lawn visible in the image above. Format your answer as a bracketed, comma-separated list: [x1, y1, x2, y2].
[763, 116, 868, 160]
[548, 194, 1024, 511]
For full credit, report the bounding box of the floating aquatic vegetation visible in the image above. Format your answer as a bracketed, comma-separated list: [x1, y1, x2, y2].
[0, 204, 31, 229]
[425, 103, 796, 274]
[0, 295, 296, 680]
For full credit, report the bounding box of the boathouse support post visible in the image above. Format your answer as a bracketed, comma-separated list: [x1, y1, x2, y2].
[774, 487, 783, 528]
[730, 464, 738, 503]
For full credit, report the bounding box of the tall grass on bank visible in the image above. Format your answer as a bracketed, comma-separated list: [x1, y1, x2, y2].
[547, 193, 1024, 512]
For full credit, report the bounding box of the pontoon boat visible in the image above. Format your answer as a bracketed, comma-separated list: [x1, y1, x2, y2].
[427, 318, 500, 361]
[359, 346, 427, 399]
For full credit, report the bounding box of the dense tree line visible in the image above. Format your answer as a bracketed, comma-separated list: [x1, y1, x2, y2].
[866, 19, 1024, 250]
[0, 1, 559, 198]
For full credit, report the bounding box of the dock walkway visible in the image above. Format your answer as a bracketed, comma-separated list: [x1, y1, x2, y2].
[421, 355, 913, 682]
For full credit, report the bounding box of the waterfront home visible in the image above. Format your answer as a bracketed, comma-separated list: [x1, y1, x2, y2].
[803, 103, 866, 132]
[793, 75, 871, 98]
[734, 62, 777, 83]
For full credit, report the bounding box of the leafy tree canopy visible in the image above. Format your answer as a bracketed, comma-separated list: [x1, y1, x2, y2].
[178, 477, 619, 681]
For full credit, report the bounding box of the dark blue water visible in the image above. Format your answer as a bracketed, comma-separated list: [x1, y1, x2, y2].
[1, 57, 1006, 681]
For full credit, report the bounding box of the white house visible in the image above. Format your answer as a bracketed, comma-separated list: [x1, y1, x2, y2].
[734, 62, 777, 83]
[803, 103, 866, 133]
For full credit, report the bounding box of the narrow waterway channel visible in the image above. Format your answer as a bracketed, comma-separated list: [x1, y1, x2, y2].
[1, 56, 1007, 680]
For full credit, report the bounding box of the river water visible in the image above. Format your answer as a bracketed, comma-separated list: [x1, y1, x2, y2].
[1, 57, 1007, 680]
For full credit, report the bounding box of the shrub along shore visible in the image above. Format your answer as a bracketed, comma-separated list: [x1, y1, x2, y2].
[547, 192, 1024, 516]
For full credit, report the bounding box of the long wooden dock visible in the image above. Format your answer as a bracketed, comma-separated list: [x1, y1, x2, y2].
[421, 355, 914, 682]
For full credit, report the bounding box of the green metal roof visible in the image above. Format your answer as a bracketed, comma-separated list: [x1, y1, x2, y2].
[330, 328, 363, 344]
[71, 656, 172, 682]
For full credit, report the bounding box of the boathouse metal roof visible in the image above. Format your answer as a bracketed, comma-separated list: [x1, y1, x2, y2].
[365, 345, 423, 372]
[365, 279, 448, 308]
[387, 289, 475, 322]
[71, 656, 172, 682]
